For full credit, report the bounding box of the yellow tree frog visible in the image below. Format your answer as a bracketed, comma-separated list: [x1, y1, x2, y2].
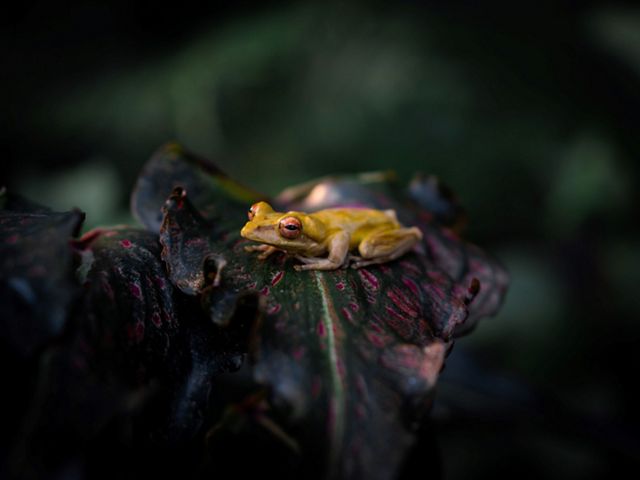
[240, 201, 423, 271]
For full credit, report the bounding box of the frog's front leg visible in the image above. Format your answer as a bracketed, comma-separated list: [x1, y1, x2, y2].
[294, 231, 350, 271]
[351, 227, 422, 269]
[245, 244, 280, 260]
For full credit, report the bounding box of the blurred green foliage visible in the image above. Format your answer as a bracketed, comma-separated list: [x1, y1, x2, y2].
[3, 2, 639, 477]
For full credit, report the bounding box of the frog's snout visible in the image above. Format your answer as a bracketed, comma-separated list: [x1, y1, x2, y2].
[240, 223, 251, 239]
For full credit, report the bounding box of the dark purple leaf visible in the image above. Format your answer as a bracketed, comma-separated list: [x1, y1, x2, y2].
[72, 227, 252, 441]
[13, 226, 253, 477]
[0, 189, 84, 357]
[131, 143, 262, 233]
[153, 155, 508, 480]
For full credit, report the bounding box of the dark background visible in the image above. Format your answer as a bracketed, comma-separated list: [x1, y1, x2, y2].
[2, 1, 639, 477]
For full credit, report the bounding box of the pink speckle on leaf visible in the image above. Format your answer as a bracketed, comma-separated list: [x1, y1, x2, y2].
[271, 270, 284, 287]
[359, 269, 379, 291]
[135, 322, 145, 342]
[370, 322, 384, 334]
[384, 305, 414, 339]
[366, 331, 388, 348]
[130, 283, 142, 299]
[120, 239, 132, 248]
[401, 276, 420, 297]
[425, 284, 445, 300]
[268, 303, 281, 315]
[426, 269, 448, 284]
[317, 321, 326, 337]
[336, 281, 345, 291]
[387, 288, 419, 318]
[385, 305, 406, 322]
[151, 312, 162, 327]
[259, 286, 270, 296]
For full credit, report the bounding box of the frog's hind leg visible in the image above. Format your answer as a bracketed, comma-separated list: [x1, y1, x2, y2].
[351, 227, 422, 269]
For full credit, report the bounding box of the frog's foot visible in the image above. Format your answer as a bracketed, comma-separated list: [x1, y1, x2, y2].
[351, 256, 393, 269]
[294, 259, 344, 271]
[294, 255, 347, 271]
[293, 256, 327, 270]
[245, 244, 279, 260]
[344, 254, 363, 268]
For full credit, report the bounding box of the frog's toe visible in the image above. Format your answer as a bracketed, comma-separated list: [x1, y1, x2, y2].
[351, 259, 378, 269]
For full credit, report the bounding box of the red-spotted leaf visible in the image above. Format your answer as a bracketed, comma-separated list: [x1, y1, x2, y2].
[149, 150, 508, 480]
[14, 226, 253, 476]
[72, 227, 253, 442]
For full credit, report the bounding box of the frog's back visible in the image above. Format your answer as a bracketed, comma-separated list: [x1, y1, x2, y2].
[313, 207, 400, 244]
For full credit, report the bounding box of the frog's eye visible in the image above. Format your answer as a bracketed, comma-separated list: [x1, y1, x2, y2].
[279, 217, 302, 239]
[248, 201, 274, 221]
[248, 203, 260, 221]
